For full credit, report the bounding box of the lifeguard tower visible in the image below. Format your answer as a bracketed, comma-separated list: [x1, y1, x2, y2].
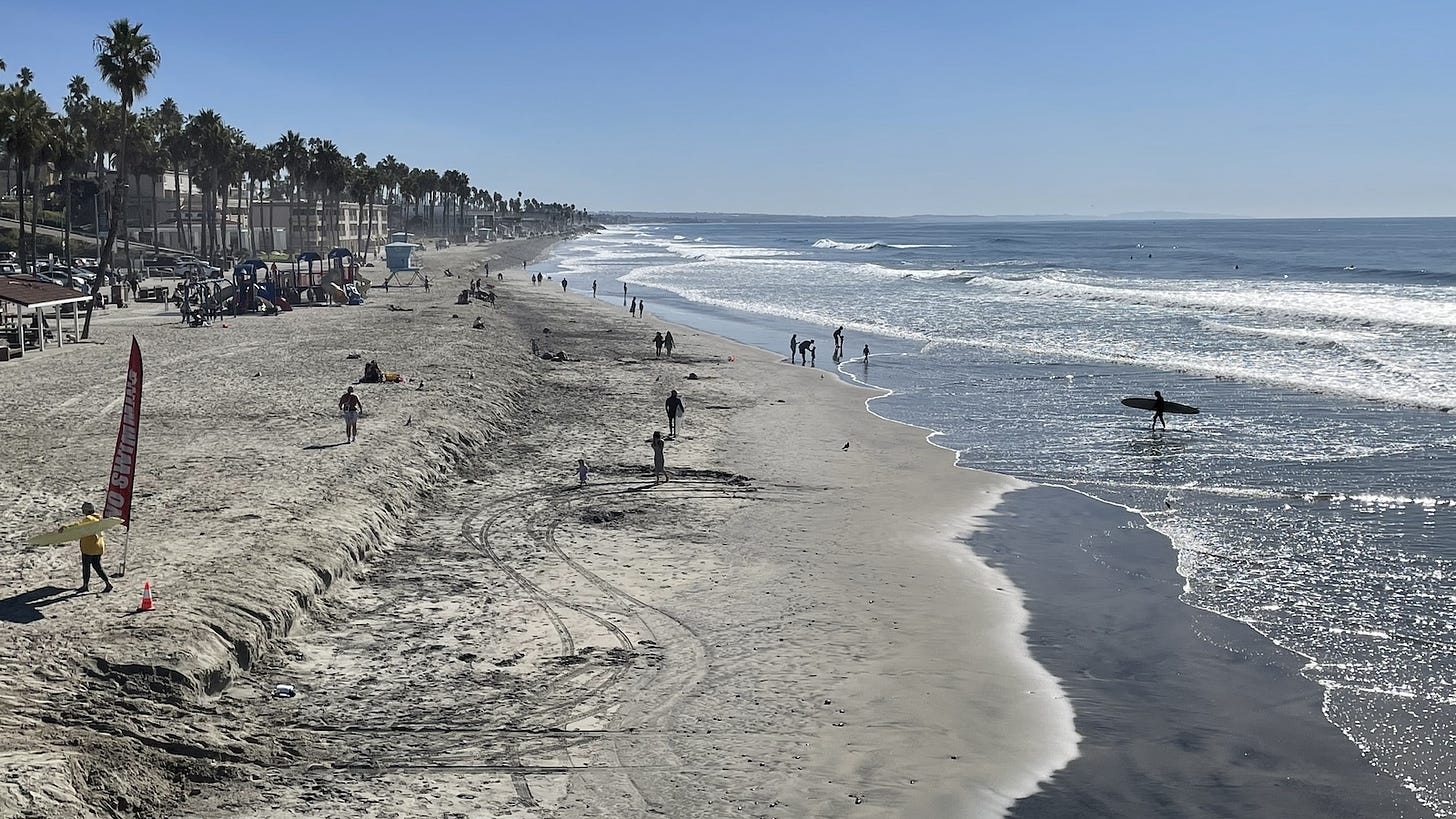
[383, 240, 423, 286]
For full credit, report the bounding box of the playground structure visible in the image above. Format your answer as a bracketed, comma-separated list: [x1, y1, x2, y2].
[173, 248, 372, 320]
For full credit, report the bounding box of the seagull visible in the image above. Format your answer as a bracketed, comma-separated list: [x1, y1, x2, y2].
[842, 442, 850, 451]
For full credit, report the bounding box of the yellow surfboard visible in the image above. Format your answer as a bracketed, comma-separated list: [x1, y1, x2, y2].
[27, 517, 125, 546]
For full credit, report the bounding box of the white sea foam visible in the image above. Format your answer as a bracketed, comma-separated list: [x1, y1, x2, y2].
[813, 238, 955, 250]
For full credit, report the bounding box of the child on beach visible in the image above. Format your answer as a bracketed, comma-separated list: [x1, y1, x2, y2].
[650, 431, 667, 483]
[71, 501, 112, 593]
[577, 458, 591, 485]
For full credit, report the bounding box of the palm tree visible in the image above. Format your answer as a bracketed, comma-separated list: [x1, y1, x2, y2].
[271, 130, 306, 253]
[183, 109, 227, 261]
[93, 17, 160, 275]
[0, 83, 51, 273]
[153, 97, 185, 252]
[45, 115, 88, 267]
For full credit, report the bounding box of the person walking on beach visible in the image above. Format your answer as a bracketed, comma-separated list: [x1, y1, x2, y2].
[70, 501, 113, 593]
[339, 386, 363, 443]
[663, 331, 675, 357]
[665, 389, 685, 438]
[562, 278, 569, 293]
[630, 297, 638, 316]
[654, 331, 665, 358]
[638, 299, 645, 316]
[650, 431, 668, 483]
[1152, 390, 1168, 431]
[790, 334, 797, 362]
[577, 458, 591, 485]
[862, 344, 870, 362]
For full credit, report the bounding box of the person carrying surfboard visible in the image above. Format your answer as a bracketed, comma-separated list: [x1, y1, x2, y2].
[1152, 390, 1167, 431]
[665, 389, 685, 438]
[72, 502, 113, 593]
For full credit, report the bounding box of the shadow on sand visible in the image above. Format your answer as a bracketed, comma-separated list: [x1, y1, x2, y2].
[0, 585, 82, 624]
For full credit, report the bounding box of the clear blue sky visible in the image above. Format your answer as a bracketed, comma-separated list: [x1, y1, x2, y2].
[7, 0, 1454, 217]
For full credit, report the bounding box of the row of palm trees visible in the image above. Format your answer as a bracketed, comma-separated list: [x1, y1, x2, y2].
[0, 18, 588, 277]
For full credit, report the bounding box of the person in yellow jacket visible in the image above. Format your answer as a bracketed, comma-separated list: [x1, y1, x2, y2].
[71, 502, 113, 593]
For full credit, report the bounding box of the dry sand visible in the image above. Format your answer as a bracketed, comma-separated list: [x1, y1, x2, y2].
[0, 236, 1075, 818]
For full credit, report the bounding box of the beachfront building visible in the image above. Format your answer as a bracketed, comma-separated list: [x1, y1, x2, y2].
[251, 200, 387, 257]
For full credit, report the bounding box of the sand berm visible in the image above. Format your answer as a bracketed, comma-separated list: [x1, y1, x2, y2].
[0, 236, 1075, 818]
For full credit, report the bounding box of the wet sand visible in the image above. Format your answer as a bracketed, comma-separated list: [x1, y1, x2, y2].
[976, 486, 1429, 818]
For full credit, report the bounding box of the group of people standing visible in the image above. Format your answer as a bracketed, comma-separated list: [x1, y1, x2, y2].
[790, 326, 868, 367]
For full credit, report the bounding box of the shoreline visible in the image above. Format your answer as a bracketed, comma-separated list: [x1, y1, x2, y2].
[604, 245, 1439, 816]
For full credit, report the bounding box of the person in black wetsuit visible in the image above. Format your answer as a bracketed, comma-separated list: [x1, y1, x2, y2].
[665, 389, 684, 437]
[1152, 390, 1167, 431]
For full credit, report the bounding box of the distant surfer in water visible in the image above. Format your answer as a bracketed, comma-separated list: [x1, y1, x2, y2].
[339, 386, 363, 443]
[1152, 390, 1167, 431]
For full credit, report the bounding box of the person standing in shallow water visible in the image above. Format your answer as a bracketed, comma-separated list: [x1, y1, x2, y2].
[798, 338, 813, 365]
[790, 334, 798, 362]
[650, 431, 667, 483]
[630, 297, 637, 316]
[1152, 389, 1168, 431]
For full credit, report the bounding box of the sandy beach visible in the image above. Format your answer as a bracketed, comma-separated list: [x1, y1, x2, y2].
[0, 236, 1075, 818]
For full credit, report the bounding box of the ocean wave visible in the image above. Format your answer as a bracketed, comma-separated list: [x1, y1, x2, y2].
[974, 274, 1456, 331]
[812, 238, 956, 251]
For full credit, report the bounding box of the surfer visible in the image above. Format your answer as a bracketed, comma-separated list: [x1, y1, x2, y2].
[1152, 390, 1167, 431]
[665, 390, 685, 437]
[650, 431, 668, 483]
[339, 386, 363, 443]
[72, 502, 113, 593]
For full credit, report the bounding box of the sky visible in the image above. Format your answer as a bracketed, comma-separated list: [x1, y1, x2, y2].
[6, 0, 1455, 218]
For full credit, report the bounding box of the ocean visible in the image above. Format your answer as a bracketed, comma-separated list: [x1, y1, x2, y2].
[542, 217, 1456, 814]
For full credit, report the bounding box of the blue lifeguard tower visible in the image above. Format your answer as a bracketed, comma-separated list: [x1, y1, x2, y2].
[383, 240, 422, 285]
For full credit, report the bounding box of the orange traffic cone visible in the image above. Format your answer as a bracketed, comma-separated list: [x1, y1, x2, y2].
[139, 581, 154, 612]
